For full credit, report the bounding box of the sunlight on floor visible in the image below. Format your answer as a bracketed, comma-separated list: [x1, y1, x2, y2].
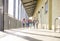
[0, 28, 60, 41]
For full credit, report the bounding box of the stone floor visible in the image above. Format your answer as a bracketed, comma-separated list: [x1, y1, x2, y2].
[0, 28, 60, 41]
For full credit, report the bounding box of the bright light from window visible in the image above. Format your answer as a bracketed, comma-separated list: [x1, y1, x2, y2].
[29, 17, 32, 20]
[15, 0, 19, 19]
[58, 17, 60, 19]
[8, 0, 14, 17]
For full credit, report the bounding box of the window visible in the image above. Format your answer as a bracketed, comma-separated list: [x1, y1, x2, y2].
[45, 0, 48, 13]
[15, 0, 19, 19]
[13, 0, 20, 20]
[19, 0, 21, 20]
[8, 0, 14, 17]
[13, 0, 16, 18]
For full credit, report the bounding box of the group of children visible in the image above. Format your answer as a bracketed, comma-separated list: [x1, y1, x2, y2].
[22, 18, 39, 28]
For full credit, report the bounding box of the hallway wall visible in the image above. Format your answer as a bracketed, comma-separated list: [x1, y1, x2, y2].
[33, 0, 49, 29]
[0, 0, 4, 31]
[33, 0, 60, 30]
[4, 13, 22, 30]
[4, 0, 22, 30]
[4, 0, 28, 30]
[52, 0, 60, 30]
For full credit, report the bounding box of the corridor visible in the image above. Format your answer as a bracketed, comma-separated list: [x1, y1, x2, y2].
[0, 0, 60, 41]
[0, 28, 60, 41]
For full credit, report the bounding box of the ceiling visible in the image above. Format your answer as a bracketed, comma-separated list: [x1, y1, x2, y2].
[21, 0, 37, 17]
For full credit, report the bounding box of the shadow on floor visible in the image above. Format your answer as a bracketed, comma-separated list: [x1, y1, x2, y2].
[10, 30, 60, 38]
[4, 31, 42, 41]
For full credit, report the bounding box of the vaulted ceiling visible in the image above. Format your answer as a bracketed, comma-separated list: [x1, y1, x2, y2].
[21, 0, 37, 17]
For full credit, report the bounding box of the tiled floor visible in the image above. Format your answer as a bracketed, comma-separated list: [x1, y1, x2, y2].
[0, 28, 60, 41]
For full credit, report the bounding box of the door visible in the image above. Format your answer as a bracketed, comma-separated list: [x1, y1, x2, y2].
[0, 0, 4, 31]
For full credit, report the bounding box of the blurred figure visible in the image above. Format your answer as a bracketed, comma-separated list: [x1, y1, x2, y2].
[28, 19, 32, 28]
[36, 19, 39, 29]
[22, 18, 26, 28]
[33, 19, 36, 28]
[26, 19, 29, 28]
[33, 18, 39, 29]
